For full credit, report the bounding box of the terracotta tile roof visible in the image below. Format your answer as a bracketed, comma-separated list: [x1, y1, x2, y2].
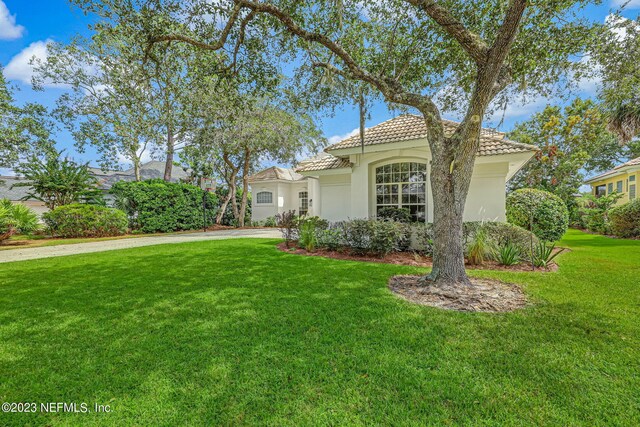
[585, 156, 640, 183]
[326, 114, 537, 156]
[296, 153, 352, 172]
[297, 115, 537, 173]
[248, 166, 305, 182]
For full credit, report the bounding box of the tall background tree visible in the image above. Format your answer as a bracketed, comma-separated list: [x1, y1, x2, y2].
[102, 0, 600, 288]
[32, 39, 161, 180]
[508, 98, 637, 211]
[181, 79, 322, 226]
[0, 65, 55, 170]
[592, 14, 640, 144]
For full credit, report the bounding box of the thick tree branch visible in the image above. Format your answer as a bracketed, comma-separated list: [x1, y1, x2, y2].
[148, 2, 243, 50]
[405, 0, 489, 64]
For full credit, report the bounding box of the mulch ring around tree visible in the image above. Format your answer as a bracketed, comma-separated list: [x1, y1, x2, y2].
[388, 276, 528, 313]
[276, 242, 559, 272]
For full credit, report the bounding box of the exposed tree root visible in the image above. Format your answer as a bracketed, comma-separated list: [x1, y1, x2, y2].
[389, 275, 528, 313]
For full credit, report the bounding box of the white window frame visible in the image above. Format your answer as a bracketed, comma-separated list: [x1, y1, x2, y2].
[255, 191, 274, 205]
[373, 161, 428, 222]
[299, 191, 308, 216]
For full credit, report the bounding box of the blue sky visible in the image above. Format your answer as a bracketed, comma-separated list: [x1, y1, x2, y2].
[1, 0, 639, 171]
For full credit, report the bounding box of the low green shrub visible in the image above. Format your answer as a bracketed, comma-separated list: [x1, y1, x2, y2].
[466, 225, 492, 265]
[316, 228, 344, 251]
[377, 206, 412, 223]
[297, 216, 328, 251]
[494, 241, 521, 266]
[532, 241, 566, 268]
[110, 180, 218, 233]
[506, 188, 569, 242]
[415, 221, 538, 258]
[43, 203, 128, 238]
[609, 199, 640, 238]
[1, 199, 40, 243]
[320, 219, 409, 256]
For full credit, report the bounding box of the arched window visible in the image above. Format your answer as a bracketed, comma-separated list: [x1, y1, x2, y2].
[375, 162, 426, 222]
[256, 191, 273, 204]
[299, 191, 308, 216]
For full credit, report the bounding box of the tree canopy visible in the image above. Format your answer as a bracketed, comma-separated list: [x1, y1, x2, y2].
[0, 65, 55, 170]
[508, 98, 638, 206]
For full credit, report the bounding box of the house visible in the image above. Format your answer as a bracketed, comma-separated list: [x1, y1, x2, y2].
[585, 157, 639, 204]
[1, 161, 190, 213]
[0, 176, 49, 216]
[249, 114, 537, 223]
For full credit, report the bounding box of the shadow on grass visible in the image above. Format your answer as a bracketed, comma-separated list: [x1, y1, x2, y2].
[0, 237, 639, 425]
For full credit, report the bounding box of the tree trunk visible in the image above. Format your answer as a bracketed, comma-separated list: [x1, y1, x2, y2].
[215, 189, 233, 224]
[238, 148, 251, 227]
[164, 129, 174, 182]
[133, 157, 141, 181]
[425, 139, 474, 288]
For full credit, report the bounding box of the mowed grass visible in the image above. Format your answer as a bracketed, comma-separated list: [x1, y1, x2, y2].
[0, 230, 638, 426]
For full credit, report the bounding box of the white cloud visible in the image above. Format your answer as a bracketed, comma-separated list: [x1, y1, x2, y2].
[487, 96, 551, 124]
[611, 0, 640, 9]
[326, 127, 359, 145]
[3, 39, 69, 88]
[0, 0, 24, 40]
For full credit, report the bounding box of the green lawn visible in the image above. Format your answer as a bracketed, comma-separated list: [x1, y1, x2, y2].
[0, 229, 638, 426]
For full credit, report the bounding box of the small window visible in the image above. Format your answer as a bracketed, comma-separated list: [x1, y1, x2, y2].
[608, 183, 614, 194]
[256, 191, 273, 204]
[630, 175, 636, 182]
[616, 180, 623, 193]
[595, 185, 606, 197]
[631, 184, 637, 200]
[299, 191, 308, 216]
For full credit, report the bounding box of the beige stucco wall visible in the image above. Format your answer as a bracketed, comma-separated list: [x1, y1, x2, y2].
[311, 149, 512, 223]
[250, 179, 314, 221]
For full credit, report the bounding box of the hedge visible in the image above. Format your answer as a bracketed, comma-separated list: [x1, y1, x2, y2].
[506, 188, 569, 242]
[43, 203, 128, 238]
[609, 199, 640, 238]
[110, 180, 218, 233]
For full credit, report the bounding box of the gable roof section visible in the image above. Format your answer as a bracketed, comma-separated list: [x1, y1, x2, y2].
[297, 115, 537, 173]
[248, 166, 305, 182]
[585, 156, 640, 183]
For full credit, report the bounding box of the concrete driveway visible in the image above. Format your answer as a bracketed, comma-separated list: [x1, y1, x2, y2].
[0, 228, 281, 264]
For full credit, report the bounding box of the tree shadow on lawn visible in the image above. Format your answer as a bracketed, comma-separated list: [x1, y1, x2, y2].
[0, 239, 638, 425]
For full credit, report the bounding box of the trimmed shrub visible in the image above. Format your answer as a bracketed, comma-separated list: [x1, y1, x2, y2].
[43, 203, 128, 238]
[377, 206, 412, 223]
[415, 221, 538, 258]
[316, 228, 344, 251]
[336, 219, 409, 256]
[110, 180, 218, 233]
[507, 188, 569, 242]
[609, 199, 640, 238]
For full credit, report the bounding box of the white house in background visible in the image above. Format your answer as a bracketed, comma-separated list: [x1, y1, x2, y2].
[249, 114, 538, 223]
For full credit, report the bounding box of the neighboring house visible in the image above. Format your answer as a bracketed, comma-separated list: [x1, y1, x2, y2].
[0, 176, 48, 216]
[249, 114, 537, 223]
[585, 156, 639, 205]
[0, 161, 190, 213]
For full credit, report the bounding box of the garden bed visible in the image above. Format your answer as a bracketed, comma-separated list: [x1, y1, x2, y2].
[276, 242, 559, 272]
